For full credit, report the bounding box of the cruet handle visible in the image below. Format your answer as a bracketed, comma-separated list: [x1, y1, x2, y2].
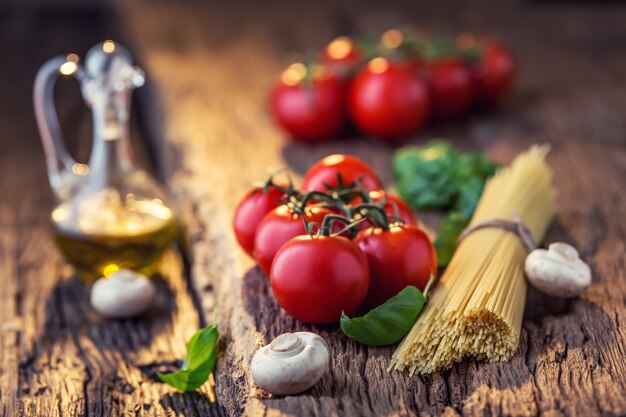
[33, 54, 88, 200]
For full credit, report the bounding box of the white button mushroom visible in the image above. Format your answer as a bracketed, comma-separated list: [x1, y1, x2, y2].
[524, 242, 592, 298]
[90, 269, 156, 318]
[250, 332, 329, 396]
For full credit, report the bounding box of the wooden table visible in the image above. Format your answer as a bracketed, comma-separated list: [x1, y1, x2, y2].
[2, 1, 626, 416]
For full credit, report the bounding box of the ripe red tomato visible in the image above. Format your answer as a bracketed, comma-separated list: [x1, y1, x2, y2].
[348, 57, 429, 140]
[470, 42, 516, 106]
[322, 36, 361, 77]
[369, 191, 418, 226]
[355, 225, 437, 308]
[423, 59, 473, 120]
[301, 154, 383, 193]
[270, 63, 346, 142]
[351, 191, 418, 230]
[233, 185, 286, 256]
[253, 205, 334, 275]
[270, 235, 370, 323]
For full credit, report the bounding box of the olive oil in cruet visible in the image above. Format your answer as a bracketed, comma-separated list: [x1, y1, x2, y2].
[34, 41, 178, 280]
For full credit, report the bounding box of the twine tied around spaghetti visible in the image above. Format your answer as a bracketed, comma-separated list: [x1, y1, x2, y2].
[455, 216, 592, 298]
[457, 217, 536, 253]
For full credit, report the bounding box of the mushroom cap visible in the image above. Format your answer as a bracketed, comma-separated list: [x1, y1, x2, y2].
[90, 269, 156, 318]
[524, 242, 591, 298]
[251, 332, 329, 396]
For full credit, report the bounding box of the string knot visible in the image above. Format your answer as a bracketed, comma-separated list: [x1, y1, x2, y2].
[457, 218, 536, 253]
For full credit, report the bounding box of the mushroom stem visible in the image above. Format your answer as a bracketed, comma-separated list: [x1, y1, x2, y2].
[269, 333, 304, 356]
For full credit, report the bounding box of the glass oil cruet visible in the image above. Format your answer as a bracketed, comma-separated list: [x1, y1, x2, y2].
[34, 40, 178, 281]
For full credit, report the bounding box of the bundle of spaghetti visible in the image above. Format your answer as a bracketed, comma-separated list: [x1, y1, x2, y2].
[390, 146, 555, 375]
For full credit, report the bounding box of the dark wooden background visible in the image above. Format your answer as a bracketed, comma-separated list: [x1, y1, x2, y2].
[1, 0, 625, 416]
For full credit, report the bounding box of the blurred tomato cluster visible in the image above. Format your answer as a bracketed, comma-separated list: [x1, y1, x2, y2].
[270, 28, 516, 143]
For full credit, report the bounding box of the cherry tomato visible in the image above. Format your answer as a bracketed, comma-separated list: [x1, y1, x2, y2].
[351, 191, 418, 231]
[270, 63, 346, 142]
[233, 185, 286, 256]
[270, 235, 370, 323]
[355, 225, 437, 308]
[253, 205, 334, 275]
[470, 41, 515, 106]
[369, 191, 418, 226]
[348, 57, 429, 140]
[423, 58, 473, 120]
[322, 36, 361, 78]
[301, 154, 383, 193]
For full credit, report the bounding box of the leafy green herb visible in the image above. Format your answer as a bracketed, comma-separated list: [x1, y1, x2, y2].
[394, 140, 496, 212]
[434, 212, 470, 268]
[394, 141, 461, 210]
[340, 285, 427, 346]
[158, 325, 219, 392]
[393, 140, 498, 267]
[454, 177, 484, 219]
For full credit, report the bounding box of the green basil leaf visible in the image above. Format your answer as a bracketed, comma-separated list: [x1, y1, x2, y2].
[158, 325, 218, 392]
[182, 324, 218, 370]
[434, 212, 470, 268]
[460, 152, 498, 179]
[394, 140, 461, 210]
[393, 140, 497, 213]
[158, 362, 215, 392]
[454, 177, 484, 219]
[340, 286, 426, 346]
[392, 139, 498, 269]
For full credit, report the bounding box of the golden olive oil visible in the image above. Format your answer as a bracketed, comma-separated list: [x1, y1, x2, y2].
[52, 219, 178, 281]
[50, 194, 178, 281]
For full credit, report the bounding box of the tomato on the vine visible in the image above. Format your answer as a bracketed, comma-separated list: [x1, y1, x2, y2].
[322, 36, 361, 77]
[348, 57, 429, 140]
[302, 154, 383, 193]
[422, 58, 473, 120]
[233, 185, 286, 256]
[369, 191, 418, 226]
[270, 63, 346, 142]
[469, 40, 516, 106]
[355, 225, 436, 308]
[351, 190, 418, 230]
[270, 235, 370, 323]
[253, 205, 334, 275]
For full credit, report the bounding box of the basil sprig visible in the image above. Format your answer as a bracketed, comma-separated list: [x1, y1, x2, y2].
[158, 324, 219, 391]
[434, 212, 471, 267]
[393, 140, 498, 267]
[340, 285, 427, 346]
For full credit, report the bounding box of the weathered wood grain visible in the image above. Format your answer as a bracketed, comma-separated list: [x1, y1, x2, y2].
[0, 7, 226, 417]
[2, 1, 626, 416]
[117, 1, 626, 416]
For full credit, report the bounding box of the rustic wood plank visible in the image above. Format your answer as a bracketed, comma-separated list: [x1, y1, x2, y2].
[3, 1, 626, 416]
[118, 1, 626, 416]
[0, 6, 226, 417]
